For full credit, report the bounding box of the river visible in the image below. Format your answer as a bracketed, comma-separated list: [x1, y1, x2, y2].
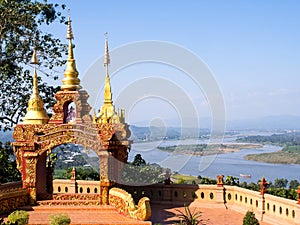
[128, 137, 300, 183]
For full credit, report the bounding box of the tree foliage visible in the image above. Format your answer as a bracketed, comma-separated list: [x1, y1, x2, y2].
[121, 154, 167, 185]
[50, 144, 99, 171]
[289, 179, 300, 189]
[236, 132, 300, 146]
[199, 177, 217, 185]
[0, 0, 67, 130]
[56, 167, 99, 181]
[274, 178, 288, 188]
[0, 141, 21, 183]
[49, 144, 100, 181]
[132, 153, 146, 166]
[224, 175, 239, 186]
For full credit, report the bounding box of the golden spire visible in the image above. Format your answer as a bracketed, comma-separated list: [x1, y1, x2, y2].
[31, 50, 39, 95]
[95, 34, 120, 123]
[23, 49, 49, 124]
[104, 32, 112, 104]
[61, 10, 81, 91]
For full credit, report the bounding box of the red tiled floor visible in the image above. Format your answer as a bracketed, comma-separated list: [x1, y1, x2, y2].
[2, 203, 274, 225]
[17, 205, 151, 225]
[150, 203, 273, 225]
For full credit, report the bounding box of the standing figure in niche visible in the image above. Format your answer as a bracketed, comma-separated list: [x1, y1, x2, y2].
[66, 106, 76, 123]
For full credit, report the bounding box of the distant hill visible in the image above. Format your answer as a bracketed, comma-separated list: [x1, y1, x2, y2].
[129, 125, 210, 141]
[0, 114, 298, 144]
[131, 117, 212, 129]
[227, 115, 300, 130]
[132, 115, 300, 132]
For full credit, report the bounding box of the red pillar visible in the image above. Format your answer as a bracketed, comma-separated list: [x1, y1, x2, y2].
[217, 174, 224, 187]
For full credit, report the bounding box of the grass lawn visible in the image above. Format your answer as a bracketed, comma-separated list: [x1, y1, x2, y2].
[171, 174, 201, 184]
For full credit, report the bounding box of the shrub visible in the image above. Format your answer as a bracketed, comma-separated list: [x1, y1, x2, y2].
[49, 213, 71, 225]
[176, 205, 208, 225]
[243, 211, 259, 225]
[7, 210, 29, 225]
[177, 178, 186, 184]
[0, 218, 14, 225]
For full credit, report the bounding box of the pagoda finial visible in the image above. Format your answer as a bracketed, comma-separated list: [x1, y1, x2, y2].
[31, 49, 39, 95]
[66, 9, 74, 40]
[103, 33, 112, 105]
[31, 49, 38, 64]
[61, 9, 81, 91]
[23, 50, 49, 124]
[104, 32, 110, 66]
[95, 34, 120, 124]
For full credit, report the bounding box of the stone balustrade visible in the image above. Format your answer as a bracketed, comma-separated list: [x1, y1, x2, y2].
[223, 185, 299, 225]
[53, 179, 100, 194]
[2, 179, 299, 225]
[264, 192, 299, 225]
[52, 179, 300, 225]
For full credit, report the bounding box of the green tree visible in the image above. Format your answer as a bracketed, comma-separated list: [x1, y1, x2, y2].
[224, 175, 239, 186]
[274, 178, 288, 188]
[0, 141, 21, 183]
[132, 153, 146, 166]
[121, 154, 166, 185]
[199, 177, 217, 185]
[75, 167, 99, 180]
[0, 0, 67, 131]
[289, 180, 300, 189]
[242, 211, 259, 225]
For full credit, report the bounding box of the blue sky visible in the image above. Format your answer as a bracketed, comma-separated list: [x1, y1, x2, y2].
[46, 0, 300, 124]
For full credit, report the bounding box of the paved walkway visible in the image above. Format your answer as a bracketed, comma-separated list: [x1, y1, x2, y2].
[2, 203, 273, 225]
[150, 203, 273, 225]
[15, 205, 151, 225]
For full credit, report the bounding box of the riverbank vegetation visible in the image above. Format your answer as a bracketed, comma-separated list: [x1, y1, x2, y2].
[157, 143, 262, 156]
[238, 132, 300, 164]
[245, 145, 300, 164]
[236, 132, 300, 146]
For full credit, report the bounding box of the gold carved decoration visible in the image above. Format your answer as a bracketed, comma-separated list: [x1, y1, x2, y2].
[109, 187, 151, 221]
[14, 149, 23, 172]
[24, 158, 37, 188]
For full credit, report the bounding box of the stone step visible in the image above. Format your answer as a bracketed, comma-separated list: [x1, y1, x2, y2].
[18, 205, 151, 225]
[20, 204, 114, 211]
[37, 200, 102, 207]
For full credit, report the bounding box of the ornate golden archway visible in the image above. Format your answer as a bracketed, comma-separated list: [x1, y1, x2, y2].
[12, 16, 131, 204]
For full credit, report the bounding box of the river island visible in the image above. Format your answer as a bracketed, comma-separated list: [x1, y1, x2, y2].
[157, 143, 262, 156]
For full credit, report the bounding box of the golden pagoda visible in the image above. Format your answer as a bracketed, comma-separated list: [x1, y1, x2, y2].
[61, 11, 81, 91]
[49, 11, 91, 124]
[22, 50, 49, 124]
[94, 34, 124, 124]
[13, 13, 132, 207]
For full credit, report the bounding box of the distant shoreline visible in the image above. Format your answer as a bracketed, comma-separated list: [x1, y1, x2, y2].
[157, 143, 262, 156]
[244, 145, 300, 164]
